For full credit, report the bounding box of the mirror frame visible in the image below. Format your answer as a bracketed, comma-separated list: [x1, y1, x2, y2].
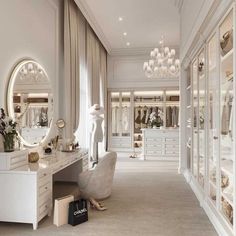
[7, 59, 53, 147]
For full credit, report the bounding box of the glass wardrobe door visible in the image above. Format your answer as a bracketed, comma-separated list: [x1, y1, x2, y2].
[165, 90, 180, 128]
[192, 59, 198, 179]
[198, 50, 206, 188]
[111, 92, 120, 137]
[121, 92, 131, 137]
[207, 34, 218, 205]
[219, 10, 234, 226]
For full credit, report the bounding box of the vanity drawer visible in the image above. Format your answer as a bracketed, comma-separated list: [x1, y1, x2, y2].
[146, 138, 162, 143]
[38, 180, 51, 196]
[0, 150, 28, 170]
[165, 144, 179, 149]
[38, 170, 50, 181]
[165, 138, 179, 143]
[10, 154, 27, 165]
[38, 191, 51, 205]
[145, 144, 162, 149]
[38, 200, 51, 221]
[165, 150, 179, 155]
[145, 150, 162, 155]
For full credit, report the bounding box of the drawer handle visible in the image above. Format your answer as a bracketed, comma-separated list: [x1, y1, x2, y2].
[43, 173, 47, 177]
[45, 187, 48, 190]
[213, 136, 218, 140]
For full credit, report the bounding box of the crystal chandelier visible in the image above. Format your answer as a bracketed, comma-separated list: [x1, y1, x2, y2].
[143, 37, 180, 78]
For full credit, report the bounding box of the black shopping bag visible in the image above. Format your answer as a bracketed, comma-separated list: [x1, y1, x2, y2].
[68, 199, 88, 226]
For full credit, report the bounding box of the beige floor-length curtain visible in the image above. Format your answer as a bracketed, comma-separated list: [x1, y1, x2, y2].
[86, 24, 108, 151]
[99, 45, 108, 150]
[87, 24, 101, 107]
[64, 0, 80, 140]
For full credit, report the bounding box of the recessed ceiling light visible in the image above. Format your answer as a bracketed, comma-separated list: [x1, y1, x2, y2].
[123, 32, 127, 36]
[126, 42, 130, 46]
[118, 17, 123, 21]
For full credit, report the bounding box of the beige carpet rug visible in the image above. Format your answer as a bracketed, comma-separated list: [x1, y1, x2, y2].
[0, 155, 217, 236]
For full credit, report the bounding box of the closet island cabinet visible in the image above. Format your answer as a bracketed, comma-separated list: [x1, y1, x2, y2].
[187, 6, 236, 236]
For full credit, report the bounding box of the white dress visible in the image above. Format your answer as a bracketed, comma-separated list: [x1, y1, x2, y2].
[91, 116, 103, 142]
[91, 115, 104, 161]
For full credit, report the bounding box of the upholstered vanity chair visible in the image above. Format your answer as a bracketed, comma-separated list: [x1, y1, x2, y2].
[78, 152, 117, 200]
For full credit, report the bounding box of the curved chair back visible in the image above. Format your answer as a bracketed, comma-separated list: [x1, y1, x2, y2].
[89, 152, 117, 199]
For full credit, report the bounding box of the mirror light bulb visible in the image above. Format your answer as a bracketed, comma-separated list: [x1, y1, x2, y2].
[170, 65, 175, 72]
[171, 49, 175, 56]
[143, 62, 148, 70]
[150, 51, 155, 57]
[164, 47, 169, 54]
[149, 60, 154, 67]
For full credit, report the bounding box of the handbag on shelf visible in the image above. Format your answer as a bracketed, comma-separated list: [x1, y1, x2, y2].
[220, 29, 233, 56]
[68, 199, 88, 226]
[169, 96, 179, 101]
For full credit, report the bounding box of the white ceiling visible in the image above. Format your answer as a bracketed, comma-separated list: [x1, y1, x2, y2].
[75, 0, 181, 54]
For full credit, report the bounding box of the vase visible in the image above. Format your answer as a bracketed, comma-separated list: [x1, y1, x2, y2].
[3, 134, 15, 152]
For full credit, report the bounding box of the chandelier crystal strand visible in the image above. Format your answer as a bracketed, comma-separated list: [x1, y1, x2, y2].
[143, 36, 180, 78]
[20, 63, 44, 81]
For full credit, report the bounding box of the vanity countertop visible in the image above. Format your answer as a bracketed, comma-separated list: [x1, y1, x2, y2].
[0, 148, 88, 174]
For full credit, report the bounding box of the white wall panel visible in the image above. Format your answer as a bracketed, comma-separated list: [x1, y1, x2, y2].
[0, 0, 64, 142]
[0, 0, 63, 117]
[108, 54, 179, 89]
[180, 0, 215, 60]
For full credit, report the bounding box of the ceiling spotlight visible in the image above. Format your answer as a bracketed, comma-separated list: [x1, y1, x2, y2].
[123, 32, 127, 36]
[118, 17, 123, 21]
[126, 42, 130, 46]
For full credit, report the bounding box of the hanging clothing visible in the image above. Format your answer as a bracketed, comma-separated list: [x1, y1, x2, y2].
[145, 107, 152, 124]
[221, 79, 233, 135]
[172, 106, 179, 127]
[166, 106, 172, 127]
[141, 106, 148, 128]
[134, 106, 142, 132]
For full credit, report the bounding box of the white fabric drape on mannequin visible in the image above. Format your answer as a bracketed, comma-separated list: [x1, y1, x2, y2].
[64, 0, 80, 140]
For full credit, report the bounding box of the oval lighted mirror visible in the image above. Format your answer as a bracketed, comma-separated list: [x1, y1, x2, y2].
[7, 59, 53, 147]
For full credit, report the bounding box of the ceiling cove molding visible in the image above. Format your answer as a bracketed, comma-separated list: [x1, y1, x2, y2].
[181, 0, 231, 63]
[74, 0, 112, 53]
[110, 45, 180, 57]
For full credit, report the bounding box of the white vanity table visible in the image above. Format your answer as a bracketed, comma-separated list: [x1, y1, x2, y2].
[0, 148, 88, 230]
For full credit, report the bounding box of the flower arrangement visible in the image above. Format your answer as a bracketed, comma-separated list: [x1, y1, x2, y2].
[149, 109, 163, 128]
[0, 108, 18, 152]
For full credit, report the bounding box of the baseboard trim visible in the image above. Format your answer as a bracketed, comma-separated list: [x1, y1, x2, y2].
[203, 201, 233, 236]
[183, 170, 233, 236]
